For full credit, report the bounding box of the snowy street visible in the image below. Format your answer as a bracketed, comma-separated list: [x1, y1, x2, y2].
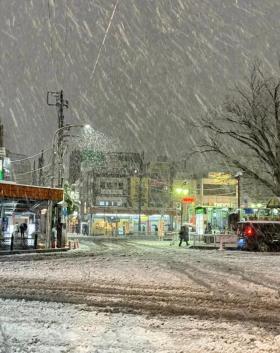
[0, 240, 280, 352]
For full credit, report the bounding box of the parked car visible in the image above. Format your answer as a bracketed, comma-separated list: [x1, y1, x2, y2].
[237, 221, 280, 251]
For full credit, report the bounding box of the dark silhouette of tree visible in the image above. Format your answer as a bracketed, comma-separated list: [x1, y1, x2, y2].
[197, 61, 280, 196]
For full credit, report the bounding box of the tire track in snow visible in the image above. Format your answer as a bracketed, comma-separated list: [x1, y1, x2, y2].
[0, 276, 280, 325]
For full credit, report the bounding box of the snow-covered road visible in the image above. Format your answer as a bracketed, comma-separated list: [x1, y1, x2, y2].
[0, 239, 280, 352]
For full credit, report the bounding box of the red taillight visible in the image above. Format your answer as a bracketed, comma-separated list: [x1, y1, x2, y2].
[244, 225, 255, 237]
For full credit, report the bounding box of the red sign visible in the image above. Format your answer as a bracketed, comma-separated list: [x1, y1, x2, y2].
[182, 197, 195, 204]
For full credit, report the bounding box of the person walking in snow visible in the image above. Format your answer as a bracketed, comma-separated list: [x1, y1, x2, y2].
[179, 225, 189, 247]
[19, 223, 25, 238]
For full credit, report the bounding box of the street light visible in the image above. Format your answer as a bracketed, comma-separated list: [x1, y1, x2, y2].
[235, 171, 243, 221]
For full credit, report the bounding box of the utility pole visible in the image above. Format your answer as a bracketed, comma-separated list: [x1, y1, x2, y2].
[32, 160, 37, 185]
[169, 162, 176, 231]
[38, 150, 45, 186]
[47, 90, 69, 248]
[235, 171, 243, 222]
[0, 122, 3, 147]
[138, 151, 144, 232]
[47, 90, 69, 187]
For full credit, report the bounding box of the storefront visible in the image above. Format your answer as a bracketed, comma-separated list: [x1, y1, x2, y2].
[88, 207, 174, 236]
[195, 206, 233, 235]
[0, 182, 63, 248]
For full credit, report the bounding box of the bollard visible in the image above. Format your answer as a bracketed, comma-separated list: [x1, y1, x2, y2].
[34, 233, 38, 250]
[10, 234, 14, 252]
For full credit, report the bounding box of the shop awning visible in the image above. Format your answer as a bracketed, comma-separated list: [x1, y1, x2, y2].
[0, 182, 63, 202]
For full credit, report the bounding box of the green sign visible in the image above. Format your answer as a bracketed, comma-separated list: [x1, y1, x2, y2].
[195, 207, 206, 215]
[0, 160, 3, 180]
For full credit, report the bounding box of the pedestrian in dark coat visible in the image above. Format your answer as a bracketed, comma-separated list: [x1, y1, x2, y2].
[19, 224, 24, 238]
[179, 225, 189, 247]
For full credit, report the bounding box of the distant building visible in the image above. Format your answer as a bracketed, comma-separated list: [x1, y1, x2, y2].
[72, 151, 177, 235]
[78, 151, 143, 218]
[146, 156, 174, 209]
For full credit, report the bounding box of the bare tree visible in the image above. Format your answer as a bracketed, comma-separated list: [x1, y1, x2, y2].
[196, 61, 280, 196]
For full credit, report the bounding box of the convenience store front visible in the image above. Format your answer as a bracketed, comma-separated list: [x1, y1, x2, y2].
[88, 206, 176, 236]
[195, 206, 234, 235]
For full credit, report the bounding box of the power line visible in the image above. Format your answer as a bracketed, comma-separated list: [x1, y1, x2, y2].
[15, 163, 51, 176]
[10, 147, 52, 163]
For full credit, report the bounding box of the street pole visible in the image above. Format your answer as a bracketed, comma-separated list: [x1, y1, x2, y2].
[38, 150, 44, 186]
[0, 123, 3, 147]
[237, 176, 241, 222]
[169, 162, 176, 231]
[235, 171, 243, 223]
[47, 90, 69, 248]
[138, 152, 144, 233]
[47, 90, 69, 187]
[32, 160, 37, 185]
[180, 202, 183, 228]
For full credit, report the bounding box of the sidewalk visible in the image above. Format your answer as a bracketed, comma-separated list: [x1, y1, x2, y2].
[0, 247, 69, 256]
[67, 233, 159, 241]
[67, 232, 238, 250]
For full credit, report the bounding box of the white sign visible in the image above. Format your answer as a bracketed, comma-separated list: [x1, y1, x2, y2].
[196, 214, 204, 235]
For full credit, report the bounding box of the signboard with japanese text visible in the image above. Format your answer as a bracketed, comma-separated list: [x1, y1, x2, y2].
[0, 183, 63, 201]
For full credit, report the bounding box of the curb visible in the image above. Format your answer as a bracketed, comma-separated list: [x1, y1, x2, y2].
[0, 248, 69, 256]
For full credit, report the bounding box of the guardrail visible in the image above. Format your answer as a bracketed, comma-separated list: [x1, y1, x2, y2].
[189, 233, 237, 249]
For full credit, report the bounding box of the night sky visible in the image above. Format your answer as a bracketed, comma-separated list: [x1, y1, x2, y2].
[1, 0, 280, 160]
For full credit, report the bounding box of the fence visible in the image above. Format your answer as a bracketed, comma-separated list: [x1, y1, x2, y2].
[163, 231, 237, 248]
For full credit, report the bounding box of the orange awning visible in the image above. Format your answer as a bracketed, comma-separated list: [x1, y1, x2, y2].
[0, 182, 63, 202]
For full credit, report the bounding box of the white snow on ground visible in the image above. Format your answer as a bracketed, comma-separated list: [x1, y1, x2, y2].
[0, 240, 279, 352]
[0, 299, 280, 353]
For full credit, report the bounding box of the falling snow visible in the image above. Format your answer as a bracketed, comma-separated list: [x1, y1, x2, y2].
[0, 0, 280, 161]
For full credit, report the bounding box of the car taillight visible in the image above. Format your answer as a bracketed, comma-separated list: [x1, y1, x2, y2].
[244, 225, 255, 237]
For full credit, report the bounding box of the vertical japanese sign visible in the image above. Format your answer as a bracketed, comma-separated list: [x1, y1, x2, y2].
[0, 159, 3, 180]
